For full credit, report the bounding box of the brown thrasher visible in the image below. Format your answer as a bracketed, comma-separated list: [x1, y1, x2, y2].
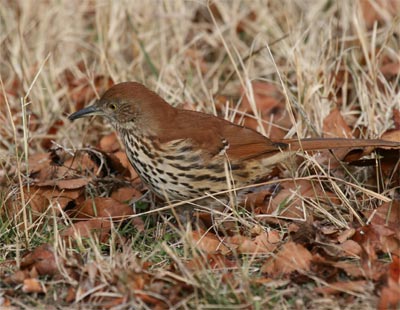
[69, 82, 399, 202]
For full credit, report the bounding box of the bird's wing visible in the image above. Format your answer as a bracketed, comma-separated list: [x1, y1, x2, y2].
[221, 123, 287, 160]
[156, 109, 287, 161]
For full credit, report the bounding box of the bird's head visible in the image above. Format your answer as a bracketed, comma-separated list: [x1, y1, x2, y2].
[68, 82, 172, 128]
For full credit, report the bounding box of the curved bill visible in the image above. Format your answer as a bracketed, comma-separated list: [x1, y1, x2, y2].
[68, 104, 100, 121]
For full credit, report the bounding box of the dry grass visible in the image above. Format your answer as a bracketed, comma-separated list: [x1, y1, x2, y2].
[1, 1, 399, 309]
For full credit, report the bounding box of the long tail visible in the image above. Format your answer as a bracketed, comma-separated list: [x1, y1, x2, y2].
[275, 138, 400, 151]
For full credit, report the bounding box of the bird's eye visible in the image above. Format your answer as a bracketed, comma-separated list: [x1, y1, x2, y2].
[108, 103, 117, 110]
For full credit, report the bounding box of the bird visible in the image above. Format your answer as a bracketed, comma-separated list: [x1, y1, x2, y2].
[68, 82, 399, 203]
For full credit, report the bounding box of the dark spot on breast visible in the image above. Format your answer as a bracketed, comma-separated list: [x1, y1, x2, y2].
[190, 174, 212, 181]
[179, 146, 193, 152]
[137, 162, 149, 172]
[151, 140, 162, 151]
[206, 163, 224, 173]
[140, 145, 156, 159]
[230, 163, 244, 170]
[165, 154, 185, 161]
[141, 171, 152, 181]
[198, 187, 211, 192]
[187, 163, 202, 169]
[180, 182, 194, 189]
[140, 139, 151, 150]
[209, 175, 228, 182]
[188, 155, 201, 162]
[171, 163, 192, 171]
[166, 172, 178, 180]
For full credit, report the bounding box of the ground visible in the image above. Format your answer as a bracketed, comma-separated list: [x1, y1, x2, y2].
[0, 1, 399, 309]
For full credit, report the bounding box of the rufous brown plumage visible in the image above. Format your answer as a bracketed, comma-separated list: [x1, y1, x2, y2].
[69, 82, 400, 201]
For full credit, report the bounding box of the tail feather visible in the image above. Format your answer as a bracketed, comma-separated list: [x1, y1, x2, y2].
[275, 138, 400, 152]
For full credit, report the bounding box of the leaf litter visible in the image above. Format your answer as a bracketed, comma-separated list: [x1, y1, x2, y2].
[1, 2, 400, 308]
[2, 75, 400, 308]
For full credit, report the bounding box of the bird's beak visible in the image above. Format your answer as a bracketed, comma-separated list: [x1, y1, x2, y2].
[68, 104, 102, 121]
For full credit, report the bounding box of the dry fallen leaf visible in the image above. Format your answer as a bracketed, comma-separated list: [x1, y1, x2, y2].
[261, 242, 312, 276]
[238, 81, 289, 139]
[99, 132, 121, 153]
[65, 287, 77, 303]
[3, 270, 30, 286]
[314, 280, 369, 295]
[318, 108, 360, 165]
[22, 278, 45, 293]
[20, 243, 59, 276]
[379, 281, 400, 310]
[61, 196, 144, 243]
[338, 240, 363, 257]
[255, 180, 340, 224]
[71, 197, 134, 219]
[31, 150, 100, 188]
[190, 229, 229, 254]
[381, 129, 400, 143]
[388, 255, 400, 283]
[353, 224, 399, 258]
[113, 151, 139, 179]
[226, 230, 281, 254]
[359, 0, 400, 28]
[27, 153, 52, 175]
[323, 108, 353, 139]
[111, 186, 142, 203]
[378, 256, 400, 309]
[3, 186, 81, 222]
[332, 260, 365, 278]
[185, 253, 237, 271]
[337, 228, 356, 243]
[61, 218, 112, 242]
[380, 61, 400, 79]
[37, 177, 91, 189]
